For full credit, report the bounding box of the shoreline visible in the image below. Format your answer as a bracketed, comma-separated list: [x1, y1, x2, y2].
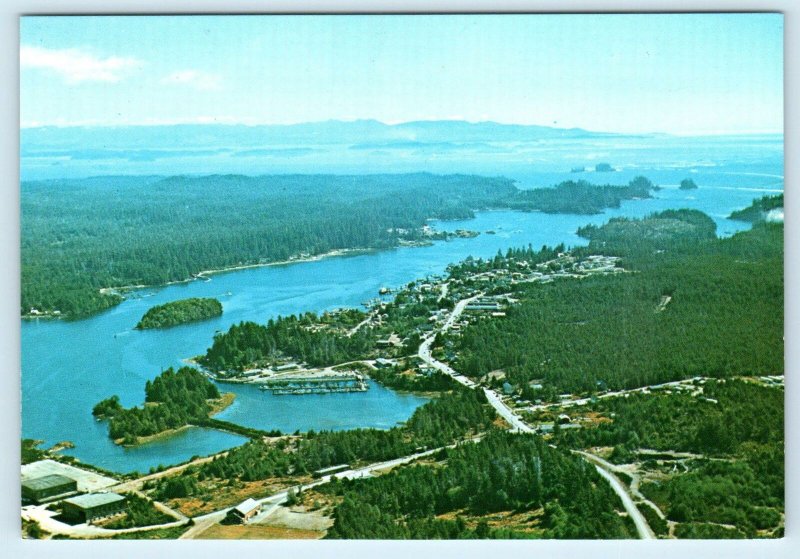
[113, 392, 237, 447]
[21, 247, 379, 321]
[21, 222, 477, 321]
[116, 425, 194, 447]
[20, 221, 485, 321]
[208, 392, 236, 416]
[189, 247, 375, 281]
[20, 190, 770, 322]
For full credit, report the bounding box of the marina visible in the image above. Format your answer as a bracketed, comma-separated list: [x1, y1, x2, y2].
[257, 371, 368, 395]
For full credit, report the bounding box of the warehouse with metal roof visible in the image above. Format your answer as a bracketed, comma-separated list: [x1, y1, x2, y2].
[61, 492, 126, 523]
[21, 474, 78, 504]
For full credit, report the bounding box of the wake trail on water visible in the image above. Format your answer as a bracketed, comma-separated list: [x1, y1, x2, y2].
[717, 171, 784, 180]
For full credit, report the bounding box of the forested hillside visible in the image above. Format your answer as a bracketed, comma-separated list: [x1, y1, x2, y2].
[21, 173, 515, 317]
[322, 431, 635, 539]
[22, 173, 657, 318]
[505, 176, 655, 214]
[453, 215, 783, 394]
[576, 208, 718, 251]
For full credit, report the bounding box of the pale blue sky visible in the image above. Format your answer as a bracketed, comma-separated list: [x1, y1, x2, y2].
[20, 14, 783, 134]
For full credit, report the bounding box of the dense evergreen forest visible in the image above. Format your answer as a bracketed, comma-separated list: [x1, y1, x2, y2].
[728, 193, 783, 222]
[368, 367, 458, 392]
[136, 297, 222, 329]
[93, 367, 222, 444]
[201, 315, 373, 371]
[22, 174, 514, 317]
[22, 173, 658, 318]
[322, 431, 634, 539]
[201, 207, 781, 392]
[452, 214, 782, 394]
[556, 379, 783, 457]
[576, 208, 718, 250]
[643, 455, 783, 538]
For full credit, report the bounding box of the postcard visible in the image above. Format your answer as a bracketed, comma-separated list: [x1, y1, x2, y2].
[19, 13, 784, 542]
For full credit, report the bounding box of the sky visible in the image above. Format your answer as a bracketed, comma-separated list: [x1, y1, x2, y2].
[19, 14, 783, 135]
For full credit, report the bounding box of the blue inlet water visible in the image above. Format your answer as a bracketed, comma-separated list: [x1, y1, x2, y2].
[21, 145, 783, 474]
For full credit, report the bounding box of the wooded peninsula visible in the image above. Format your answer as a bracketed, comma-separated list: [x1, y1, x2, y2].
[93, 367, 231, 445]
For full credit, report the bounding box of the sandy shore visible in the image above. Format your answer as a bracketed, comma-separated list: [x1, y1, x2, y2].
[208, 392, 236, 415]
[190, 248, 372, 280]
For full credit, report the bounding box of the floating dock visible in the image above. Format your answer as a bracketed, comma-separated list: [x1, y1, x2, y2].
[258, 372, 367, 395]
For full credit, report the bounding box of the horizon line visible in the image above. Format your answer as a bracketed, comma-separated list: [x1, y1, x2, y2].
[18, 118, 784, 138]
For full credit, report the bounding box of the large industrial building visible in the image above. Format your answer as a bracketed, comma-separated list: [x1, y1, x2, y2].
[21, 474, 78, 504]
[61, 493, 126, 523]
[22, 459, 118, 493]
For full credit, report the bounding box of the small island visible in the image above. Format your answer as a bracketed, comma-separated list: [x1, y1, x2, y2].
[136, 297, 223, 329]
[679, 178, 698, 190]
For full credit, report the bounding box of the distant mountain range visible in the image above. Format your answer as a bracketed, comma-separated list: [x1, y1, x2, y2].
[21, 120, 625, 153]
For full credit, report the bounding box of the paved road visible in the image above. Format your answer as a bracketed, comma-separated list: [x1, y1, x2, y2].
[582, 450, 668, 521]
[415, 293, 533, 434]
[32, 290, 655, 540]
[526, 377, 705, 414]
[483, 388, 534, 433]
[22, 505, 188, 538]
[111, 452, 228, 493]
[482, 385, 657, 539]
[483, 385, 656, 539]
[417, 293, 482, 389]
[576, 451, 656, 539]
[180, 444, 463, 539]
[442, 293, 481, 331]
[418, 340, 476, 389]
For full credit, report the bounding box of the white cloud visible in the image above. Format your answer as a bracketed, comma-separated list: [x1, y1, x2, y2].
[161, 70, 222, 91]
[20, 45, 141, 83]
